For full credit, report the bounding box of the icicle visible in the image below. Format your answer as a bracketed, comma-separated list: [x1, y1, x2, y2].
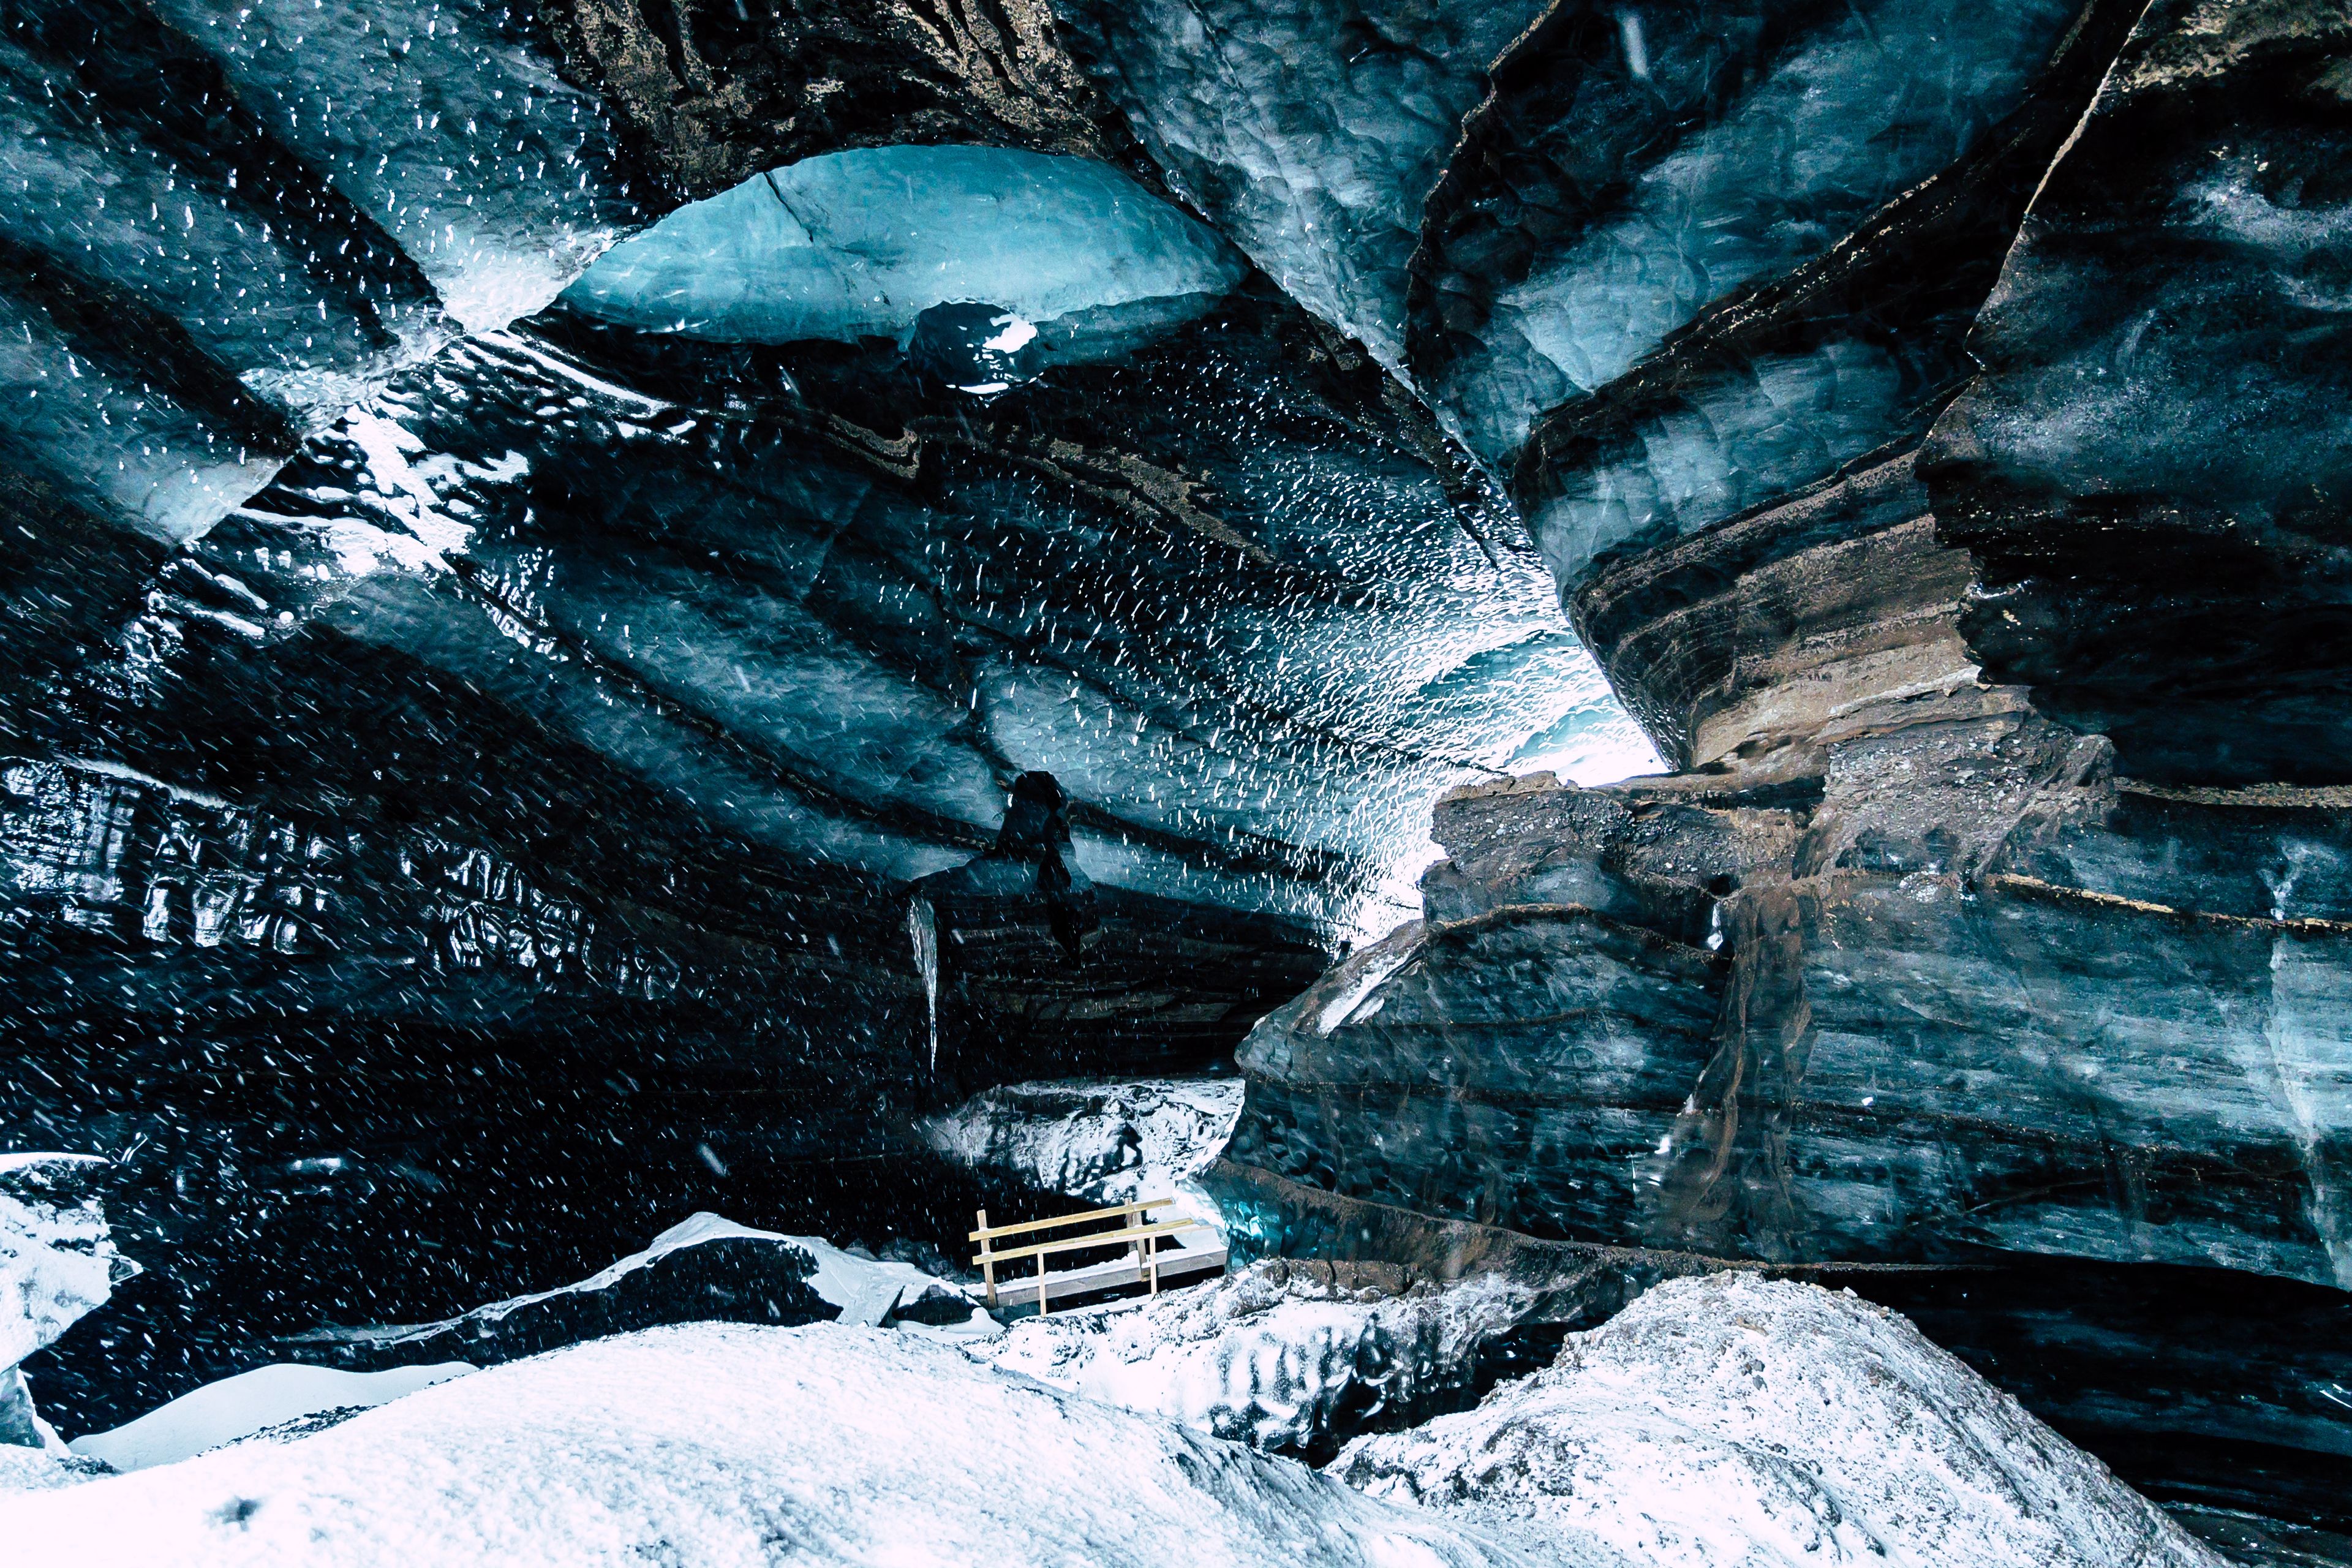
[908, 896, 940, 1072]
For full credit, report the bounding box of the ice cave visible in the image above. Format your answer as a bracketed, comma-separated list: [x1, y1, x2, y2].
[2, 1, 2350, 1563]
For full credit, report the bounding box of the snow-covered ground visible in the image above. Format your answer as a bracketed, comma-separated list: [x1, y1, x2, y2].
[921, 1078, 1245, 1207]
[984, 1259, 1547, 1458]
[36, 1212, 999, 1487]
[0, 1322, 1543, 1568]
[0, 1163, 2229, 1568]
[0, 1185, 2239, 1561]
[1335, 1272, 2223, 1568]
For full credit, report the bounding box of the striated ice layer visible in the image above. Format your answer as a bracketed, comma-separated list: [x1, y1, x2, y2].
[1436, 0, 2079, 461]
[1525, 339, 1932, 589]
[0, 0, 645, 550]
[1337, 1273, 2223, 1568]
[562, 145, 1248, 357]
[187, 311, 1642, 935]
[0, 287, 285, 544]
[1056, 0, 1550, 371]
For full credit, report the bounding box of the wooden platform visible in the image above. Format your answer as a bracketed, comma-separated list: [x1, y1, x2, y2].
[985, 1241, 1228, 1318]
[971, 1197, 1227, 1318]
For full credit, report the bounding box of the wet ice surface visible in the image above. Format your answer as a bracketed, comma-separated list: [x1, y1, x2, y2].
[0, 1323, 1542, 1568]
[184, 295, 1654, 938]
[1056, 0, 1552, 372]
[0, 0, 644, 546]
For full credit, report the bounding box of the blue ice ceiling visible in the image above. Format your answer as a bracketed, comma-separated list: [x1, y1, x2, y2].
[560, 146, 1247, 366]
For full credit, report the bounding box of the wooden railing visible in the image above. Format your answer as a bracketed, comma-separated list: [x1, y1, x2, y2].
[970, 1198, 1219, 1317]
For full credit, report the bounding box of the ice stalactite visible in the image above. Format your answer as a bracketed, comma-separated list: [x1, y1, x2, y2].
[908, 896, 940, 1074]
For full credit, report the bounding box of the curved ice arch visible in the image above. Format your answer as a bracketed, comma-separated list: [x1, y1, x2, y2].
[560, 146, 1248, 361]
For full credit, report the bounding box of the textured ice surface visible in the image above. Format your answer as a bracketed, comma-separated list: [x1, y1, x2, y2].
[0, 1323, 1543, 1567]
[187, 315, 1651, 936]
[1337, 1273, 2223, 1568]
[921, 1078, 1244, 1203]
[1057, 0, 1551, 371]
[564, 145, 1246, 357]
[68, 1363, 475, 1472]
[0, 0, 643, 548]
[1430, 0, 2081, 461]
[984, 1259, 1545, 1460]
[144, 0, 641, 336]
[1525, 339, 1934, 591]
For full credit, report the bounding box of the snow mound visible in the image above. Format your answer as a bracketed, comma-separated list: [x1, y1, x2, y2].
[69, 1363, 476, 1473]
[1334, 1272, 2223, 1568]
[0, 1322, 1550, 1568]
[922, 1078, 1243, 1204]
[983, 1258, 1550, 1461]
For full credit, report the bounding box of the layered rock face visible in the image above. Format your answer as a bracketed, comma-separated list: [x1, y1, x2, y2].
[1219, 0, 2352, 1526]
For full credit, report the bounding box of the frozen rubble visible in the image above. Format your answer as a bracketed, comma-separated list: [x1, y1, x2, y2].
[1, 1155, 137, 1452]
[982, 1257, 1551, 1461]
[921, 1077, 1245, 1205]
[0, 1322, 1547, 1568]
[1334, 1272, 2224, 1568]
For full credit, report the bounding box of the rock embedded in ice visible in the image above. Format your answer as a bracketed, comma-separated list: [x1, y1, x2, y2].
[1335, 1272, 2224, 1568]
[0, 1323, 1549, 1567]
[285, 1214, 982, 1373]
[982, 1257, 1553, 1461]
[560, 145, 1246, 358]
[921, 1077, 1245, 1202]
[281, 1212, 832, 1372]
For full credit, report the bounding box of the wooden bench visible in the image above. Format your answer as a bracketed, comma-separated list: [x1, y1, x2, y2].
[970, 1198, 1226, 1317]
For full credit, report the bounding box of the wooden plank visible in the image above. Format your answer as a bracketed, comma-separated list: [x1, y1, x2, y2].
[976, 1207, 996, 1309]
[989, 1245, 1227, 1316]
[968, 1197, 1173, 1243]
[969, 1218, 1201, 1268]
